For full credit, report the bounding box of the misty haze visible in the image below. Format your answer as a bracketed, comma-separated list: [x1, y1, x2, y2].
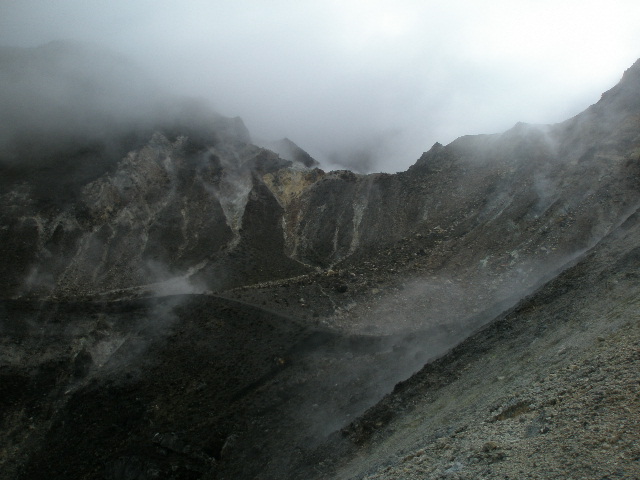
[1, 2, 640, 480]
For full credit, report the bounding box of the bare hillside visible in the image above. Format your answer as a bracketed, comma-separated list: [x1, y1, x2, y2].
[1, 49, 639, 480]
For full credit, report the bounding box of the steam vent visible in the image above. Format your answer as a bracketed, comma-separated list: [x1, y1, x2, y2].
[1, 44, 640, 480]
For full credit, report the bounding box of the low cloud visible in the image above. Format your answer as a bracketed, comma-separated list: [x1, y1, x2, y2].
[1, 1, 639, 172]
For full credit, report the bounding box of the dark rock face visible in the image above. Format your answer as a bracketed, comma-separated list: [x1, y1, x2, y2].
[1, 53, 640, 480]
[0, 132, 309, 298]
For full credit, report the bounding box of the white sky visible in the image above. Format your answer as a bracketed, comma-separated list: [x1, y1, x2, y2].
[1, 0, 639, 172]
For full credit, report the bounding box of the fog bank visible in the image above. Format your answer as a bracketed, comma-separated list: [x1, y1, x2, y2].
[1, 1, 639, 172]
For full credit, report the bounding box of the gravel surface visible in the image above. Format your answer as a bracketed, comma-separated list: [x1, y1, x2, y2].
[297, 209, 640, 480]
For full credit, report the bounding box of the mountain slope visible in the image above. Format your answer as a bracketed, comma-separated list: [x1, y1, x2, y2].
[307, 204, 640, 480]
[1, 50, 639, 480]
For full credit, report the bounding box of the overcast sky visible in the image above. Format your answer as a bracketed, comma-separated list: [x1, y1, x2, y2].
[1, 0, 639, 172]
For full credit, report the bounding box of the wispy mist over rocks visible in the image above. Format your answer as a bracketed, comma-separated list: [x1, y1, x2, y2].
[1, 8, 640, 478]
